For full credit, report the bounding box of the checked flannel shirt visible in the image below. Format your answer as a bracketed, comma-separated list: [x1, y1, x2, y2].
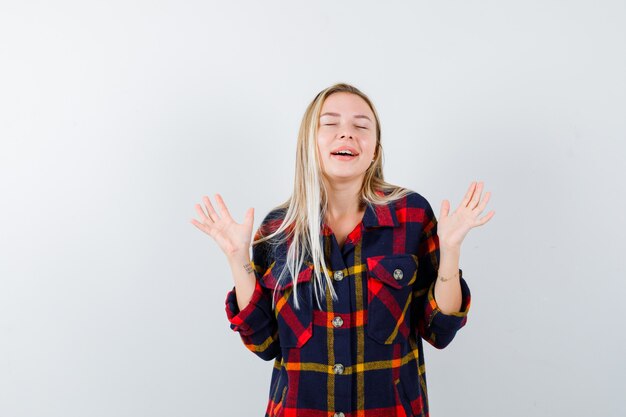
[224, 189, 471, 417]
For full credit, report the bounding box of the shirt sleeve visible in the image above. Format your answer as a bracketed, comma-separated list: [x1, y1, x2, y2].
[413, 199, 471, 350]
[224, 224, 281, 361]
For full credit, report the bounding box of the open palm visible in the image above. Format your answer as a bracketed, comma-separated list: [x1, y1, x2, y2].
[190, 194, 254, 258]
[437, 181, 495, 250]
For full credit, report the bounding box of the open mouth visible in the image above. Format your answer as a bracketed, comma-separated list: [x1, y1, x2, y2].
[330, 150, 358, 160]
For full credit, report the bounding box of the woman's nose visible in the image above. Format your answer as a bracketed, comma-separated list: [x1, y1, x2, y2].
[339, 128, 356, 139]
[337, 122, 358, 139]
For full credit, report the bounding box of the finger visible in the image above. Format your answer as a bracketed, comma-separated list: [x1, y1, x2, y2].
[469, 181, 484, 209]
[215, 193, 234, 221]
[243, 207, 254, 228]
[190, 218, 210, 234]
[440, 199, 450, 218]
[203, 195, 220, 222]
[194, 203, 211, 223]
[461, 181, 477, 208]
[473, 190, 491, 215]
[476, 210, 495, 226]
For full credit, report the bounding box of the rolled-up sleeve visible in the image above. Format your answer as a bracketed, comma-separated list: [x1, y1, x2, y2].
[423, 269, 471, 348]
[225, 277, 271, 335]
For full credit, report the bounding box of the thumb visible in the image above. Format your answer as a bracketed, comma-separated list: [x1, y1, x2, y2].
[244, 207, 254, 228]
[440, 200, 450, 219]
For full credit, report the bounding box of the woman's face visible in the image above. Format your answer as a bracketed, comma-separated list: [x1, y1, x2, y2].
[317, 92, 377, 184]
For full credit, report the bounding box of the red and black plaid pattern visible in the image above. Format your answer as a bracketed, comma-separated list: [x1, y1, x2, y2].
[225, 189, 471, 417]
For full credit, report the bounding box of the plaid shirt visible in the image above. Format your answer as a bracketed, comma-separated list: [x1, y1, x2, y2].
[225, 189, 471, 417]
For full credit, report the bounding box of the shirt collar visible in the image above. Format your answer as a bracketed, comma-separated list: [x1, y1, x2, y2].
[361, 189, 400, 229]
[320, 189, 400, 234]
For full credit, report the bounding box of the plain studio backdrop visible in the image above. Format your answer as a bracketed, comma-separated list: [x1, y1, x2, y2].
[1, 1, 624, 416]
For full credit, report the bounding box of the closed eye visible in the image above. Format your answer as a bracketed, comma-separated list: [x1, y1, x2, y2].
[322, 123, 367, 129]
[323, 123, 367, 129]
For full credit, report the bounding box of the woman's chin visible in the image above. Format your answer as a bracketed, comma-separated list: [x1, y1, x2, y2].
[322, 170, 366, 182]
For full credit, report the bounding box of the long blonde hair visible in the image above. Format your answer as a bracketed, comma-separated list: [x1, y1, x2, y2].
[253, 82, 413, 310]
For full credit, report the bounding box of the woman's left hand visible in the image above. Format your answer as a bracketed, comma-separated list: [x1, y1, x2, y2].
[437, 181, 495, 250]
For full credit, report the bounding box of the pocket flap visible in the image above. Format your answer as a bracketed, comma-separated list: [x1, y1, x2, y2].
[260, 261, 314, 291]
[366, 254, 418, 289]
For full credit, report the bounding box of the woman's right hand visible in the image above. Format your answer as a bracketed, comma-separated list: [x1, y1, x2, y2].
[190, 194, 254, 260]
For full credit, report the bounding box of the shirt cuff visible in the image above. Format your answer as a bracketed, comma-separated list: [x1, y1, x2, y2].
[425, 268, 471, 332]
[224, 278, 271, 335]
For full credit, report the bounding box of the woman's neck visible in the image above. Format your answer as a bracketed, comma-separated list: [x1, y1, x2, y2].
[324, 180, 364, 219]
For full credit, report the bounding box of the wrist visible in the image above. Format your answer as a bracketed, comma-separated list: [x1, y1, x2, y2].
[227, 251, 251, 266]
[439, 243, 461, 255]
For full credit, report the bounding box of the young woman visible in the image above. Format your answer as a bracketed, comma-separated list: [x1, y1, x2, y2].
[191, 83, 494, 417]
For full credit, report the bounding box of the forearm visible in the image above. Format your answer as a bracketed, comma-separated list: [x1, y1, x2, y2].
[227, 252, 257, 312]
[434, 245, 462, 314]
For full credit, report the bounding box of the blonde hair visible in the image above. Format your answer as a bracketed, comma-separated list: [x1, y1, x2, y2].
[253, 82, 413, 310]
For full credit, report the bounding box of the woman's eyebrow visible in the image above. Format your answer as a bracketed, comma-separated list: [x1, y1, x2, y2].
[320, 112, 372, 122]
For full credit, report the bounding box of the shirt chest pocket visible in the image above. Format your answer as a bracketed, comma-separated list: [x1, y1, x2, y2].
[267, 263, 315, 349]
[365, 254, 418, 345]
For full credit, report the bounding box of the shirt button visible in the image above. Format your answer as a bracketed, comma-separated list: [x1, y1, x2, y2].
[333, 270, 344, 281]
[333, 363, 344, 374]
[393, 268, 404, 280]
[334, 413, 345, 417]
[332, 316, 344, 328]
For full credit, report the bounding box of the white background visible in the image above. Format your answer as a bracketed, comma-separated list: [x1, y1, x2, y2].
[1, 1, 624, 416]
